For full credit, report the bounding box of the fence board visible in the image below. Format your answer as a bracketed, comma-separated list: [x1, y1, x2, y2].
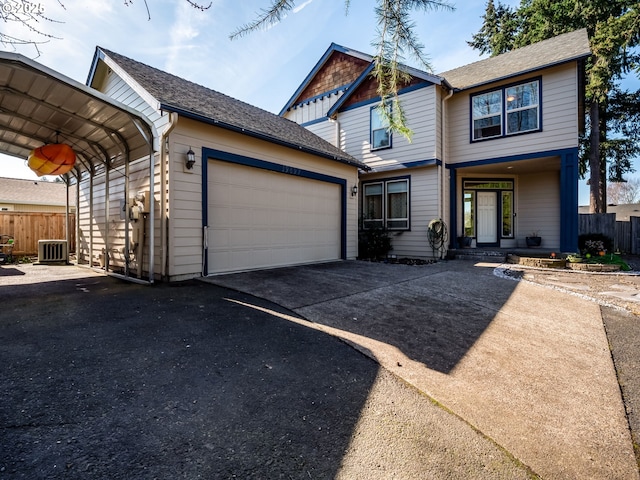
[0, 212, 75, 256]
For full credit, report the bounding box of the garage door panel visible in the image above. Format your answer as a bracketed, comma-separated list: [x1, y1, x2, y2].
[208, 160, 341, 274]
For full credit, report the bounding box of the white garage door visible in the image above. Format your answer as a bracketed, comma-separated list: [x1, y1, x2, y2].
[207, 160, 342, 274]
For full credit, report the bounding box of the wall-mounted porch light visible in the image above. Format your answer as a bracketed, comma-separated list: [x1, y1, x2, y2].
[351, 185, 358, 197]
[186, 148, 196, 170]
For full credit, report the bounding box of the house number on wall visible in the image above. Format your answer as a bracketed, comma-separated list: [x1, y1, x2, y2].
[282, 166, 301, 176]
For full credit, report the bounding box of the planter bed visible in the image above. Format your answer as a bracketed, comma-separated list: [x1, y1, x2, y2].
[507, 254, 622, 271]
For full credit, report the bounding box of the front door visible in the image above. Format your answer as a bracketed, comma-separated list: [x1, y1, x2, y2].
[477, 191, 498, 245]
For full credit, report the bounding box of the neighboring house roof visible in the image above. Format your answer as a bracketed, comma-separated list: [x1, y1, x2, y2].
[0, 177, 68, 206]
[439, 28, 591, 91]
[94, 48, 368, 171]
[579, 204, 640, 222]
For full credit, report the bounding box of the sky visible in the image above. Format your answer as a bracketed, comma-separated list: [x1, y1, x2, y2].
[0, 0, 633, 205]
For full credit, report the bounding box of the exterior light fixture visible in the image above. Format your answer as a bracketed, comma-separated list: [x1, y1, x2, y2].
[351, 185, 358, 196]
[186, 148, 196, 170]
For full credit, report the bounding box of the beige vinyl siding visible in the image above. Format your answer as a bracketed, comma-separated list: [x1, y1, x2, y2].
[306, 118, 339, 148]
[361, 166, 439, 259]
[77, 154, 161, 275]
[99, 69, 171, 136]
[517, 171, 561, 248]
[167, 118, 359, 280]
[447, 64, 579, 164]
[338, 86, 438, 171]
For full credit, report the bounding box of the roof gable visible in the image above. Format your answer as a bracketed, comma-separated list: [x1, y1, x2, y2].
[91, 47, 367, 170]
[439, 28, 591, 91]
[281, 43, 442, 116]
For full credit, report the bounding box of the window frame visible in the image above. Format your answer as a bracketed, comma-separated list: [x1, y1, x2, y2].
[470, 77, 542, 142]
[362, 176, 410, 231]
[370, 103, 393, 151]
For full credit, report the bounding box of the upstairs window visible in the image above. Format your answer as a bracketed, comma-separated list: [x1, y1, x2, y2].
[506, 80, 539, 135]
[370, 103, 392, 150]
[472, 90, 502, 140]
[471, 79, 541, 141]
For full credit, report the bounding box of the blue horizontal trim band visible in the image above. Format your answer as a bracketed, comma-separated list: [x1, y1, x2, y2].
[446, 147, 577, 169]
[401, 158, 440, 169]
[202, 148, 348, 186]
[339, 81, 434, 113]
[299, 117, 331, 127]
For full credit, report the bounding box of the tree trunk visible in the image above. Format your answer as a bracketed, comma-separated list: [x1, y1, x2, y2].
[589, 100, 604, 213]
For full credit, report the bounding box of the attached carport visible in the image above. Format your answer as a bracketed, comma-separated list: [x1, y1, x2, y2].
[0, 51, 157, 283]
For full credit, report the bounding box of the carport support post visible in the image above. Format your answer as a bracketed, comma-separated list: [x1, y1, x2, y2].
[124, 158, 130, 278]
[147, 148, 154, 283]
[105, 167, 110, 272]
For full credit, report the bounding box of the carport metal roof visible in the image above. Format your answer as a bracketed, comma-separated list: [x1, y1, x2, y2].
[0, 51, 156, 179]
[0, 51, 158, 283]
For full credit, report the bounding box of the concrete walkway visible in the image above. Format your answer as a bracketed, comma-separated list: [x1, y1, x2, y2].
[207, 260, 640, 480]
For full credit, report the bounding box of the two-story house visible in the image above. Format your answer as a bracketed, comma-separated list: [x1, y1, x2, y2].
[281, 29, 591, 256]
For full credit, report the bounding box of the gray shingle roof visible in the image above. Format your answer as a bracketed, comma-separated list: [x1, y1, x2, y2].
[0, 177, 67, 206]
[439, 29, 591, 91]
[98, 48, 367, 171]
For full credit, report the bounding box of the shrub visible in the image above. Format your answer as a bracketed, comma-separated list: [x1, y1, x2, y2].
[578, 233, 613, 255]
[358, 226, 392, 260]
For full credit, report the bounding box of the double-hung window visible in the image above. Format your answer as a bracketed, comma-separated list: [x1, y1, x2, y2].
[363, 178, 409, 230]
[370, 103, 392, 150]
[471, 79, 541, 141]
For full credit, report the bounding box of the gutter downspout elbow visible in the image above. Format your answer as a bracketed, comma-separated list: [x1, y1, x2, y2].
[440, 88, 454, 233]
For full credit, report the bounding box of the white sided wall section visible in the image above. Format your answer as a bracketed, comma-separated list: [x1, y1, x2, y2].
[339, 86, 439, 172]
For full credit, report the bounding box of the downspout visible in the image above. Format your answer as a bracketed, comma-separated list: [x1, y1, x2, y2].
[440, 87, 454, 237]
[160, 112, 178, 280]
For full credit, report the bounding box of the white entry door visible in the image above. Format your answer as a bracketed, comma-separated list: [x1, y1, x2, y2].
[477, 191, 498, 244]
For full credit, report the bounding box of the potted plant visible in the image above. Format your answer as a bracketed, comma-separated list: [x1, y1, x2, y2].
[526, 231, 542, 247]
[457, 235, 472, 248]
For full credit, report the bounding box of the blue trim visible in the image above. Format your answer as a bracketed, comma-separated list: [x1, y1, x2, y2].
[331, 80, 434, 115]
[370, 103, 392, 151]
[560, 148, 579, 251]
[201, 147, 209, 276]
[201, 147, 349, 275]
[361, 175, 412, 231]
[447, 147, 577, 170]
[401, 158, 439, 169]
[299, 117, 332, 128]
[290, 84, 350, 110]
[327, 63, 375, 117]
[279, 43, 374, 116]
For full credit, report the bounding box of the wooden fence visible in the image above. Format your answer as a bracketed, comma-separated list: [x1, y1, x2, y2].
[579, 213, 639, 254]
[0, 212, 75, 256]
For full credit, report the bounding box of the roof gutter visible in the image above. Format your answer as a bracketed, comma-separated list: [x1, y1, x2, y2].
[160, 104, 370, 172]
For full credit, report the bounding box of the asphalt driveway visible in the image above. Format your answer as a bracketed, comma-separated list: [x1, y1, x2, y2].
[1, 263, 534, 479]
